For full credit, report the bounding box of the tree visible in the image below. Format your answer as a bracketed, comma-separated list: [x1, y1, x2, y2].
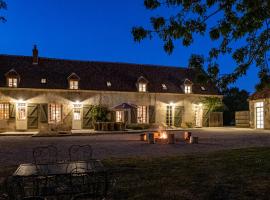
[0, 0, 7, 23]
[223, 87, 249, 125]
[132, 0, 270, 90]
[188, 54, 209, 84]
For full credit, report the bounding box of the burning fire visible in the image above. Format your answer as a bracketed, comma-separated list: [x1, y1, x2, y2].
[160, 132, 168, 139]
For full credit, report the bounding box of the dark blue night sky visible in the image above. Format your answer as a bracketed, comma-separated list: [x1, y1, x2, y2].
[0, 0, 259, 93]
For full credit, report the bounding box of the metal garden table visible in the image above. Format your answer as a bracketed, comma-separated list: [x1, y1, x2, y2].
[9, 160, 108, 199]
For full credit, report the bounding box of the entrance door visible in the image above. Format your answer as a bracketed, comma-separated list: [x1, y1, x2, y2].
[27, 104, 38, 129]
[16, 102, 27, 130]
[195, 105, 203, 127]
[255, 102, 264, 129]
[72, 103, 82, 130]
[166, 105, 173, 126]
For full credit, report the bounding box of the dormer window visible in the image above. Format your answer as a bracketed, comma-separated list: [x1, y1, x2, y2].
[137, 76, 148, 92]
[8, 77, 18, 88]
[162, 84, 167, 90]
[67, 73, 80, 90]
[70, 80, 79, 90]
[107, 81, 112, 87]
[184, 79, 193, 94]
[185, 85, 191, 94]
[41, 78, 47, 84]
[201, 86, 206, 91]
[139, 83, 147, 92]
[5, 69, 19, 88]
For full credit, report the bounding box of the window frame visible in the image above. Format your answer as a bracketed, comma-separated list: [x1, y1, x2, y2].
[69, 80, 79, 90]
[8, 77, 18, 88]
[137, 105, 147, 123]
[17, 103, 26, 120]
[0, 103, 9, 120]
[138, 83, 147, 92]
[48, 103, 62, 124]
[184, 85, 192, 94]
[166, 105, 173, 126]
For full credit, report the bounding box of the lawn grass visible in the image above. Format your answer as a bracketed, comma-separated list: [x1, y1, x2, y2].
[1, 147, 270, 199]
[103, 147, 270, 200]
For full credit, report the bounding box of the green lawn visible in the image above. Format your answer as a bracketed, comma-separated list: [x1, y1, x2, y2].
[1, 147, 270, 200]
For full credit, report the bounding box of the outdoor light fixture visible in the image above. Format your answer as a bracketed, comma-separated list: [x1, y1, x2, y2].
[73, 101, 82, 108]
[169, 102, 175, 106]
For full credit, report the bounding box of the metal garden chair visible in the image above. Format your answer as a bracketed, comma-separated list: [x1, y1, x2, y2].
[68, 145, 93, 162]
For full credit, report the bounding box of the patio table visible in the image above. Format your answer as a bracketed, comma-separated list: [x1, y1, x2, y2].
[8, 160, 108, 199]
[13, 160, 105, 177]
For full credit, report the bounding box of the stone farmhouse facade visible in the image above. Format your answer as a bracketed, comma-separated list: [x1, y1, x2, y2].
[249, 89, 270, 129]
[0, 46, 221, 132]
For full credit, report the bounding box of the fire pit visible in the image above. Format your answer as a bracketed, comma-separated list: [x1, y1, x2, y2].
[155, 131, 168, 144]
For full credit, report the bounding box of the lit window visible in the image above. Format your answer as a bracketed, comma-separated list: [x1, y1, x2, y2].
[255, 102, 264, 129]
[137, 106, 147, 123]
[201, 86, 206, 91]
[107, 81, 112, 87]
[41, 78, 47, 84]
[139, 83, 147, 92]
[73, 103, 82, 121]
[0, 103, 9, 120]
[162, 84, 167, 90]
[49, 104, 62, 123]
[73, 108, 81, 120]
[17, 103, 26, 120]
[185, 85, 191, 94]
[8, 78, 18, 88]
[166, 105, 173, 126]
[69, 80, 79, 90]
[116, 111, 124, 122]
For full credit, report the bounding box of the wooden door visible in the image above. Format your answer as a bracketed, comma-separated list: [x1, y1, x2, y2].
[27, 104, 39, 129]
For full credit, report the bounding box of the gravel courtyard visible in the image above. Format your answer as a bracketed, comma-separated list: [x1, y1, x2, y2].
[0, 127, 270, 166]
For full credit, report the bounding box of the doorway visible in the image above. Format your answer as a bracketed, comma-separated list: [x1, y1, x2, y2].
[255, 102, 264, 129]
[195, 105, 203, 127]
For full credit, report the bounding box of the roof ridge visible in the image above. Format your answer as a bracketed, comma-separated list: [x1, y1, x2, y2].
[0, 54, 187, 70]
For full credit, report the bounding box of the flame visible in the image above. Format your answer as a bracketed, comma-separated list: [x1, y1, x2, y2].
[160, 132, 168, 139]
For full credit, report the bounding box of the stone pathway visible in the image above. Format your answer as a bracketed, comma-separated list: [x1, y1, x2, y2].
[0, 127, 269, 166]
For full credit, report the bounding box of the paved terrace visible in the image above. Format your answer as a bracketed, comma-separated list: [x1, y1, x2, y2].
[0, 127, 269, 166]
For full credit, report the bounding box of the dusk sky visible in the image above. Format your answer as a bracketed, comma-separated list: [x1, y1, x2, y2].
[1, 0, 259, 93]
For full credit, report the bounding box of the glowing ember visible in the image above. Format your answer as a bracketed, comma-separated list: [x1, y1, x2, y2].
[160, 132, 168, 139]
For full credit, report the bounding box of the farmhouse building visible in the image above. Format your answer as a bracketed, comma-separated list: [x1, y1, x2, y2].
[249, 89, 270, 129]
[0, 46, 220, 132]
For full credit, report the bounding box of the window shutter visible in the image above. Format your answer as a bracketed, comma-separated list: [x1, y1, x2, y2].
[124, 110, 129, 123]
[130, 107, 137, 123]
[83, 105, 93, 129]
[111, 111, 116, 122]
[174, 106, 184, 127]
[9, 103, 15, 118]
[40, 104, 48, 123]
[148, 105, 155, 124]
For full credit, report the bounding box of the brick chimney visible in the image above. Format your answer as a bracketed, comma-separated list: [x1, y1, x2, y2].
[32, 45, 38, 65]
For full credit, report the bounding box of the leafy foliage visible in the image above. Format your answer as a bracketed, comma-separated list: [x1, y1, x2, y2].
[0, 0, 7, 23]
[132, 0, 270, 91]
[90, 105, 110, 122]
[223, 87, 249, 125]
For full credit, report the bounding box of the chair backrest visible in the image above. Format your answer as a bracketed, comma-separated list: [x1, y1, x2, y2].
[33, 145, 58, 165]
[22, 197, 46, 200]
[69, 145, 93, 162]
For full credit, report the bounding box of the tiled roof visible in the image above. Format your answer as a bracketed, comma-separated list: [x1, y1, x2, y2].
[249, 88, 270, 100]
[0, 54, 219, 95]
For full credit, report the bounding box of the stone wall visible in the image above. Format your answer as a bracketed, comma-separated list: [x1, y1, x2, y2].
[0, 88, 222, 131]
[249, 99, 270, 129]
